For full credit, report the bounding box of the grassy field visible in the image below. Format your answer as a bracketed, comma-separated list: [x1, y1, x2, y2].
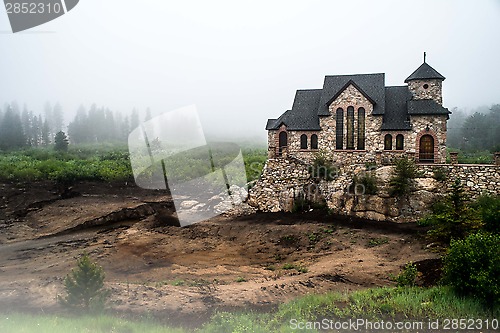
[1, 286, 497, 332]
[447, 148, 496, 164]
[0, 145, 267, 184]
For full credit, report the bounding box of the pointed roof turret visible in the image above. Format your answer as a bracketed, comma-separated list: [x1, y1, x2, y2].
[405, 53, 445, 83]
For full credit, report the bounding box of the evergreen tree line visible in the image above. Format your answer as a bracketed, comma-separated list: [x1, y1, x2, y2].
[0, 101, 151, 150]
[0, 102, 62, 150]
[67, 104, 147, 144]
[447, 104, 500, 152]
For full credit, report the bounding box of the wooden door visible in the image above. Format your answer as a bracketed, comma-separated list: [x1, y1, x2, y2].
[419, 135, 434, 162]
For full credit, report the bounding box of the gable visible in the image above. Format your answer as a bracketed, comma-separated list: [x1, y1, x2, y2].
[317, 73, 386, 116]
[326, 81, 376, 109]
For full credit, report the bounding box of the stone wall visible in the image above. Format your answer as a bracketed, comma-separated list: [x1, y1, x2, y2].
[417, 164, 499, 199]
[320, 84, 380, 153]
[248, 156, 500, 222]
[247, 157, 311, 212]
[408, 79, 443, 104]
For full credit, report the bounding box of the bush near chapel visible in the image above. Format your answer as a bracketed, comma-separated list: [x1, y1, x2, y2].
[443, 232, 500, 306]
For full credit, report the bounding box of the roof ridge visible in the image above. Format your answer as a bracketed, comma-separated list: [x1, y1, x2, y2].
[324, 72, 385, 78]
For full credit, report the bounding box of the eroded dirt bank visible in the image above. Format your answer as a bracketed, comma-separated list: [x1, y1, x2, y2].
[0, 181, 438, 326]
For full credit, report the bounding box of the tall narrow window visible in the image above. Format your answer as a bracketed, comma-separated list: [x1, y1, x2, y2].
[335, 108, 343, 149]
[300, 134, 308, 149]
[384, 134, 392, 150]
[396, 134, 404, 150]
[278, 131, 287, 156]
[346, 106, 355, 149]
[311, 134, 318, 149]
[357, 107, 365, 150]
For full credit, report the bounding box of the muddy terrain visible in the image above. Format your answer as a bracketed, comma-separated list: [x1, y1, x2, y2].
[0, 181, 438, 326]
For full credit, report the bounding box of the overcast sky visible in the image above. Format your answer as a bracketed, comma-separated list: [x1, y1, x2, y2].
[1, 0, 499, 140]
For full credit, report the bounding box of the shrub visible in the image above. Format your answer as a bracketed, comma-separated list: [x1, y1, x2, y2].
[422, 179, 483, 244]
[291, 193, 326, 213]
[443, 232, 500, 306]
[308, 150, 339, 181]
[61, 253, 110, 313]
[350, 173, 378, 195]
[394, 262, 418, 287]
[471, 194, 500, 233]
[389, 157, 419, 197]
[432, 167, 449, 182]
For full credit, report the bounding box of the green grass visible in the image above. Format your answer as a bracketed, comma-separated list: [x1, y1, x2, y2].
[281, 263, 308, 273]
[0, 146, 267, 184]
[447, 149, 494, 164]
[0, 147, 133, 183]
[0, 286, 497, 332]
[0, 314, 184, 333]
[367, 237, 389, 247]
[203, 286, 499, 332]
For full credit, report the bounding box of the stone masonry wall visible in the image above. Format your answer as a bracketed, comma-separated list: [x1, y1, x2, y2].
[418, 164, 499, 199]
[408, 79, 443, 104]
[247, 157, 311, 212]
[248, 156, 499, 222]
[319, 84, 379, 154]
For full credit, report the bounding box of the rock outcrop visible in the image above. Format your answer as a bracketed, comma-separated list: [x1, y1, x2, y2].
[248, 158, 499, 222]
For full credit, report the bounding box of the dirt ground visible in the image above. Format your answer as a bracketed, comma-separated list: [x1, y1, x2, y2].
[0, 181, 439, 326]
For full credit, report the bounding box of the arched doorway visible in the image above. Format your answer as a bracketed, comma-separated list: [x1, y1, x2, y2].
[278, 131, 288, 156]
[419, 135, 434, 162]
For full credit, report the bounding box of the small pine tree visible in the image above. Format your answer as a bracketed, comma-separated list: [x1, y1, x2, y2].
[389, 157, 419, 197]
[54, 131, 69, 152]
[421, 179, 483, 244]
[61, 253, 110, 312]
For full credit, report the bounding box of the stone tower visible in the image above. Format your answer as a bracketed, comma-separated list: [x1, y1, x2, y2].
[405, 53, 445, 105]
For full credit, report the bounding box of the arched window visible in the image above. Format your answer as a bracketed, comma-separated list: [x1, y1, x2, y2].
[384, 134, 392, 150]
[335, 108, 344, 149]
[300, 134, 308, 149]
[357, 107, 365, 150]
[346, 106, 355, 149]
[311, 134, 318, 149]
[396, 134, 404, 150]
[278, 131, 287, 156]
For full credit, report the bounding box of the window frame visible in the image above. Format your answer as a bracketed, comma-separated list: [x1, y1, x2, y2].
[311, 134, 318, 150]
[346, 106, 355, 150]
[384, 134, 393, 150]
[335, 108, 344, 150]
[357, 107, 365, 150]
[300, 134, 308, 150]
[396, 134, 404, 150]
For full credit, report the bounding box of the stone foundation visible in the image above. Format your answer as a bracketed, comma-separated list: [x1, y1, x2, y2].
[248, 157, 500, 222]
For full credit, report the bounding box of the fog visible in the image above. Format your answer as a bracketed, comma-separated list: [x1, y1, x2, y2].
[1, 0, 499, 141]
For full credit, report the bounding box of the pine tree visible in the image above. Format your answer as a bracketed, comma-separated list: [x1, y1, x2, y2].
[61, 253, 110, 312]
[130, 108, 139, 131]
[41, 119, 50, 146]
[53, 103, 64, 134]
[0, 105, 26, 150]
[54, 131, 69, 152]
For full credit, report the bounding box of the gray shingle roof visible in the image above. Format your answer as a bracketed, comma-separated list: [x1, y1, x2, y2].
[405, 62, 445, 82]
[381, 86, 412, 130]
[266, 64, 448, 132]
[318, 73, 386, 116]
[266, 90, 322, 130]
[407, 99, 450, 115]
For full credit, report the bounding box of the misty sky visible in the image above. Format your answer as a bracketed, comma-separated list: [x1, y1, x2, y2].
[1, 0, 499, 140]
